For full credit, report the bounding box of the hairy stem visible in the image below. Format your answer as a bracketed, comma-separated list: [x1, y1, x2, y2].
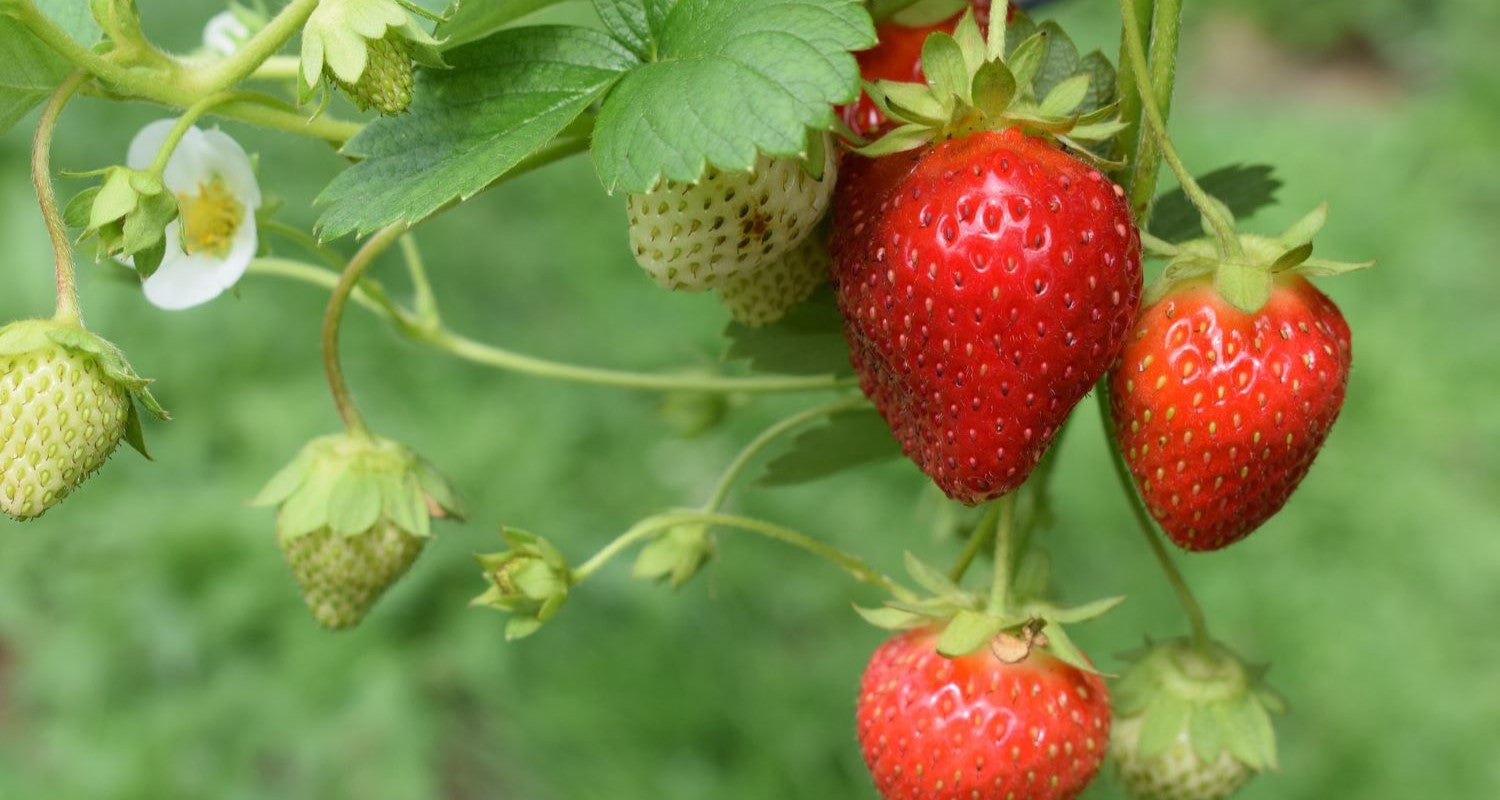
[1094, 382, 1211, 646]
[33, 71, 89, 325]
[1118, 0, 1240, 258]
[702, 396, 867, 513]
[146, 92, 247, 174]
[1120, 0, 1183, 226]
[575, 511, 916, 600]
[322, 225, 407, 436]
[188, 0, 320, 93]
[255, 257, 857, 394]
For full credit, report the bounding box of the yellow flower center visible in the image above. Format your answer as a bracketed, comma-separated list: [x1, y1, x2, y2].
[177, 177, 243, 257]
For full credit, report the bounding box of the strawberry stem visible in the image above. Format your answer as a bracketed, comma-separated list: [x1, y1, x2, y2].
[1094, 381, 1212, 648]
[574, 510, 918, 601]
[986, 493, 1018, 615]
[949, 500, 1002, 583]
[1115, 0, 1183, 226]
[702, 396, 869, 513]
[1117, 0, 1241, 260]
[33, 70, 88, 326]
[322, 223, 407, 437]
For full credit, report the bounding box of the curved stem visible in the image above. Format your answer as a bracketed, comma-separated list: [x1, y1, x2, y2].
[248, 258, 388, 315]
[253, 256, 858, 394]
[187, 0, 320, 93]
[33, 71, 89, 325]
[322, 224, 407, 436]
[949, 501, 1001, 584]
[1118, 0, 1240, 258]
[1094, 381, 1211, 647]
[260, 222, 347, 269]
[146, 91, 247, 174]
[986, 494, 1017, 614]
[702, 396, 867, 512]
[250, 55, 302, 83]
[417, 327, 860, 394]
[576, 511, 916, 600]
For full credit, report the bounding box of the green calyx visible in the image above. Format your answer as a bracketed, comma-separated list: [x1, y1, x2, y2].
[860, 10, 1125, 162]
[855, 550, 1124, 673]
[1114, 637, 1286, 772]
[299, 0, 447, 110]
[472, 528, 574, 640]
[0, 318, 168, 458]
[1144, 204, 1375, 313]
[253, 431, 465, 540]
[63, 166, 179, 276]
[632, 523, 715, 588]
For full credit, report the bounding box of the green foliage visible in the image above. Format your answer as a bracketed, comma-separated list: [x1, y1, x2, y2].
[1149, 164, 1282, 243]
[722, 290, 853, 377]
[590, 0, 874, 193]
[758, 408, 901, 487]
[315, 25, 636, 238]
[0, 0, 100, 133]
[436, 0, 568, 47]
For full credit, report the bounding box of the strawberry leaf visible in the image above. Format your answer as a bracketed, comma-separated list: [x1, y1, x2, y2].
[723, 290, 854, 377]
[0, 0, 99, 133]
[436, 0, 571, 48]
[757, 408, 902, 487]
[591, 0, 874, 193]
[315, 26, 637, 239]
[1149, 164, 1283, 243]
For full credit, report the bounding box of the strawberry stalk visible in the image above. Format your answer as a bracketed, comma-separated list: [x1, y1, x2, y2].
[31, 70, 88, 326]
[701, 396, 870, 513]
[1118, 0, 1241, 259]
[322, 223, 408, 437]
[1096, 381, 1212, 648]
[985, 493, 1018, 614]
[1114, 0, 1183, 224]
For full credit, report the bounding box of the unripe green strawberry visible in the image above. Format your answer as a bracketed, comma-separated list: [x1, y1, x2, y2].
[281, 519, 425, 630]
[254, 432, 464, 630]
[627, 139, 837, 291]
[1114, 716, 1252, 800]
[717, 234, 829, 326]
[1110, 639, 1285, 800]
[1, 319, 163, 521]
[334, 34, 414, 115]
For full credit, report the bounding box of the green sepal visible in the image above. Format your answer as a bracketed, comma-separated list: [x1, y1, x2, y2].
[853, 604, 930, 631]
[1037, 619, 1097, 674]
[1111, 637, 1284, 775]
[121, 402, 150, 459]
[1137, 691, 1192, 759]
[903, 552, 964, 598]
[327, 469, 383, 536]
[258, 432, 459, 540]
[859, 9, 1122, 158]
[632, 523, 714, 588]
[936, 609, 1006, 657]
[472, 527, 574, 637]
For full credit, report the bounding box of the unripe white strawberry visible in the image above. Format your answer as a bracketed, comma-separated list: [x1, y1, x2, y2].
[1111, 638, 1285, 800]
[1, 320, 163, 521]
[334, 34, 415, 115]
[627, 138, 837, 291]
[717, 234, 829, 326]
[253, 432, 464, 630]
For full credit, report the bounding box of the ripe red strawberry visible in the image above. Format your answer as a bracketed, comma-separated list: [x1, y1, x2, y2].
[839, 2, 1002, 139]
[1109, 275, 1352, 550]
[834, 128, 1141, 504]
[857, 627, 1110, 800]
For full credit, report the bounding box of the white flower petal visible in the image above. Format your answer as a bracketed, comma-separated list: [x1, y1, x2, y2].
[142, 224, 232, 310]
[125, 119, 178, 171]
[203, 12, 250, 57]
[199, 128, 261, 208]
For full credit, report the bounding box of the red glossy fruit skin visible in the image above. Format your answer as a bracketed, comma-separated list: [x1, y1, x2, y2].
[832, 129, 1142, 504]
[1109, 277, 1352, 551]
[857, 628, 1111, 800]
[840, 1, 1000, 138]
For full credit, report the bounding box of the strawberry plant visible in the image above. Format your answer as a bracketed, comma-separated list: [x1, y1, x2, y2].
[0, 0, 1377, 797]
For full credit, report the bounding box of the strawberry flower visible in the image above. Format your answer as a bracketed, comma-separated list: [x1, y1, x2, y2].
[124, 119, 262, 310]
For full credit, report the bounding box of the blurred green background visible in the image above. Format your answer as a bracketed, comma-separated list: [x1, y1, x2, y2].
[1, 0, 1496, 797]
